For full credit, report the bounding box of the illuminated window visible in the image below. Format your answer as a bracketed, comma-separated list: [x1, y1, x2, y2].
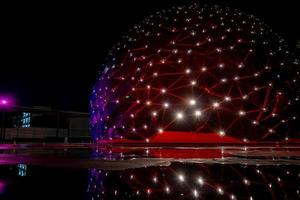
[21, 112, 31, 128]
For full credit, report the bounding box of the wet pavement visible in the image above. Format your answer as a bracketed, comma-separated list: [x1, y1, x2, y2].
[0, 143, 299, 199]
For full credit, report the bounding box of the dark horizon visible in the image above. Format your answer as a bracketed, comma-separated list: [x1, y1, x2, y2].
[1, 0, 299, 112]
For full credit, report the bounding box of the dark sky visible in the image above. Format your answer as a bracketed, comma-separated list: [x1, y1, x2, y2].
[1, 0, 299, 112]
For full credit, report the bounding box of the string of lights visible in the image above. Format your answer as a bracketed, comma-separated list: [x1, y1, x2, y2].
[91, 4, 300, 142]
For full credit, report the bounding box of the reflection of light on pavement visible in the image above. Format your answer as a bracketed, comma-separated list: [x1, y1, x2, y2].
[0, 180, 6, 194]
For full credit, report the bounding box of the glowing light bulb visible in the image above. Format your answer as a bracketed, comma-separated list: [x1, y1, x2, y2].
[195, 110, 202, 117]
[193, 189, 199, 197]
[239, 110, 246, 116]
[217, 187, 224, 195]
[165, 187, 170, 193]
[238, 63, 244, 68]
[189, 99, 196, 106]
[153, 176, 157, 183]
[176, 112, 184, 120]
[243, 178, 250, 185]
[219, 130, 225, 136]
[197, 177, 204, 185]
[163, 102, 169, 108]
[224, 96, 231, 102]
[213, 102, 220, 108]
[178, 174, 185, 182]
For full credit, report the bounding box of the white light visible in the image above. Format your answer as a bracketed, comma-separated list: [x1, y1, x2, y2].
[218, 63, 224, 68]
[238, 63, 244, 68]
[143, 124, 148, 129]
[191, 80, 197, 86]
[239, 110, 246, 116]
[224, 96, 231, 102]
[201, 67, 207, 72]
[221, 78, 227, 83]
[197, 177, 204, 185]
[163, 102, 169, 108]
[230, 194, 236, 200]
[252, 120, 258, 125]
[145, 138, 149, 143]
[161, 88, 167, 93]
[213, 102, 220, 108]
[185, 69, 191, 74]
[152, 111, 157, 117]
[176, 112, 184, 120]
[165, 187, 170, 193]
[147, 188, 151, 195]
[195, 110, 202, 117]
[219, 130, 225, 137]
[158, 128, 163, 133]
[189, 99, 196, 106]
[268, 129, 274, 133]
[153, 177, 157, 183]
[146, 101, 151, 105]
[193, 189, 199, 198]
[153, 72, 158, 77]
[178, 174, 185, 182]
[242, 95, 248, 100]
[243, 178, 250, 185]
[147, 85, 151, 89]
[217, 187, 224, 195]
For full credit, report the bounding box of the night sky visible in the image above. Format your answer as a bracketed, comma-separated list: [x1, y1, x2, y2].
[1, 0, 299, 112]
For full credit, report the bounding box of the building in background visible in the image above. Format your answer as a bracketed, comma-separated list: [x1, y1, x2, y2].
[3, 106, 90, 143]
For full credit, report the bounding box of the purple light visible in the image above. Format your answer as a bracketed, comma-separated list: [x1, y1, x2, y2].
[1, 100, 7, 105]
[0, 96, 14, 108]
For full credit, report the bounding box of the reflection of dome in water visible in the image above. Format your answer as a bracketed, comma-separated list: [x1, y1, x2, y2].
[91, 4, 300, 141]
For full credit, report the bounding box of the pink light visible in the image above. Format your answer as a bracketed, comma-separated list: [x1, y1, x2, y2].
[0, 96, 14, 108]
[1, 100, 7, 105]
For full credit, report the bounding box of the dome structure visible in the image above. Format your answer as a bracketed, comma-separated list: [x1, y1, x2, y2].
[91, 4, 300, 142]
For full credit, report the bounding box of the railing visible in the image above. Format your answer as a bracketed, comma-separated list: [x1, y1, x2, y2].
[5, 127, 90, 141]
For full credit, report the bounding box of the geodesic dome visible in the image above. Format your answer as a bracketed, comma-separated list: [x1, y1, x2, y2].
[91, 4, 300, 142]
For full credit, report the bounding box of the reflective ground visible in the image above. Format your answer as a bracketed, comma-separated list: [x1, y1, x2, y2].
[0, 143, 299, 199]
